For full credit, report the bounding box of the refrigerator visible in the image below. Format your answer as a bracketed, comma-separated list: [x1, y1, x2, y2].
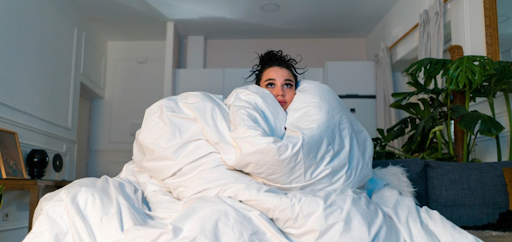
[324, 61, 377, 138]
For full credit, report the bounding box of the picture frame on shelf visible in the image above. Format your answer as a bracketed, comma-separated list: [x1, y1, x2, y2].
[0, 128, 28, 179]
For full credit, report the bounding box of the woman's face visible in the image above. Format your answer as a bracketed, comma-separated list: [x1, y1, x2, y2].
[259, 67, 296, 110]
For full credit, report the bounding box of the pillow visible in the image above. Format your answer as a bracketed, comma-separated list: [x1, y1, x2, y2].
[504, 168, 512, 211]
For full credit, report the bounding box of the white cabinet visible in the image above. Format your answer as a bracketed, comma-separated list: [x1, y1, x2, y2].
[325, 61, 377, 138]
[300, 67, 324, 83]
[176, 69, 224, 95]
[339, 98, 377, 138]
[175, 68, 251, 98]
[223, 68, 251, 96]
[325, 61, 375, 95]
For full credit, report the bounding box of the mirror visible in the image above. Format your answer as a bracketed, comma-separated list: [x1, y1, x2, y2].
[484, 0, 500, 60]
[497, 0, 512, 61]
[484, 0, 512, 61]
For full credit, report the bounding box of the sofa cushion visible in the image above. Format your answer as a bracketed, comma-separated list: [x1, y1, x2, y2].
[372, 158, 427, 207]
[426, 160, 512, 227]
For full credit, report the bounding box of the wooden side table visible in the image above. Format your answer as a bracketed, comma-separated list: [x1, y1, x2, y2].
[1, 179, 72, 231]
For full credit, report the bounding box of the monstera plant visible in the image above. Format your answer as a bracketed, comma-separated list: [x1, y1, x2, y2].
[374, 46, 512, 162]
[373, 58, 455, 161]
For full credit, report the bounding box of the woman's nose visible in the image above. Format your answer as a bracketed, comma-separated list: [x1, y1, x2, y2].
[275, 87, 284, 96]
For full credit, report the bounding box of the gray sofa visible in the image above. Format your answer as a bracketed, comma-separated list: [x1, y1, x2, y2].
[372, 158, 512, 228]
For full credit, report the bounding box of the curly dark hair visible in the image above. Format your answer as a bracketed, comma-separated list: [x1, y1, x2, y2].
[246, 50, 307, 87]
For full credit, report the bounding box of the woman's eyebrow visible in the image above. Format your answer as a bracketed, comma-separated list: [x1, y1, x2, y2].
[262, 78, 276, 83]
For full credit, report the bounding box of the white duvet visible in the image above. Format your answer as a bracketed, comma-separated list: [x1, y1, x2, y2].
[24, 80, 481, 242]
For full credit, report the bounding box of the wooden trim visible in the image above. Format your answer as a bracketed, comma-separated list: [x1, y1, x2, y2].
[389, 23, 419, 50]
[484, 0, 500, 61]
[389, 0, 449, 51]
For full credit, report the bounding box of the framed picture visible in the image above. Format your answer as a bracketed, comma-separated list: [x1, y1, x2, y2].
[0, 128, 27, 179]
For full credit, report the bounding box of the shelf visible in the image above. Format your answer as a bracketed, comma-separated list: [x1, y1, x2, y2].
[1, 179, 72, 231]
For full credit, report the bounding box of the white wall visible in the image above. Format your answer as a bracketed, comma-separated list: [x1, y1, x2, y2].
[0, 0, 107, 238]
[205, 38, 367, 68]
[366, 0, 431, 61]
[367, 0, 486, 62]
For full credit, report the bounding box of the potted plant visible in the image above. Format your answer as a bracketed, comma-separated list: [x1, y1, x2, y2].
[373, 45, 512, 162]
[373, 58, 456, 161]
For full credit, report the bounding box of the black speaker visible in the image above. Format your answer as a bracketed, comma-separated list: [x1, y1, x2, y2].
[26, 149, 49, 179]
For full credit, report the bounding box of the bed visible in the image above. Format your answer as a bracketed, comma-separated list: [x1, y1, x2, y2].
[23, 80, 481, 241]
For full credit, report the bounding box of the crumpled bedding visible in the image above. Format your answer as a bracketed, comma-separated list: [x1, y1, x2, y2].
[23, 80, 481, 242]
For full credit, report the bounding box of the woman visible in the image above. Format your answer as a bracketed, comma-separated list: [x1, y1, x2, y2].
[247, 50, 307, 111]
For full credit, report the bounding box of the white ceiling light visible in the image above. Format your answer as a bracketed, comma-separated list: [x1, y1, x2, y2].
[261, 3, 280, 13]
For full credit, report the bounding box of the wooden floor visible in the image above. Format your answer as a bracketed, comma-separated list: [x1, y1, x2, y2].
[467, 230, 512, 242]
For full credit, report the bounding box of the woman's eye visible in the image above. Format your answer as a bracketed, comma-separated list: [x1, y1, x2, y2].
[285, 83, 294, 88]
[265, 83, 275, 88]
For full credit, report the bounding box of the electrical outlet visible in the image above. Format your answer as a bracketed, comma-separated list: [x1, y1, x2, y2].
[2, 212, 9, 221]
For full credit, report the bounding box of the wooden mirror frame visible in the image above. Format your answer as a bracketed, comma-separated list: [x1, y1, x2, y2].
[484, 0, 500, 60]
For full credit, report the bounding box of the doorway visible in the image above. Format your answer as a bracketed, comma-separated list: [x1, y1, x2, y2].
[76, 92, 91, 179]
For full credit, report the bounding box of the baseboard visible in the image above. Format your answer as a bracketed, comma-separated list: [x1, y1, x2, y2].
[0, 222, 27, 232]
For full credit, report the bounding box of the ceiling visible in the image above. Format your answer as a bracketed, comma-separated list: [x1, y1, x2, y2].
[75, 0, 401, 41]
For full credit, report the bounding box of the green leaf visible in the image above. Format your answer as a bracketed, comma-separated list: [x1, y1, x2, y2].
[494, 61, 512, 80]
[391, 92, 410, 99]
[446, 56, 495, 92]
[392, 102, 421, 116]
[458, 110, 505, 137]
[404, 58, 451, 77]
[450, 105, 469, 119]
[469, 158, 483, 163]
[376, 128, 385, 138]
[430, 125, 445, 136]
[426, 125, 445, 148]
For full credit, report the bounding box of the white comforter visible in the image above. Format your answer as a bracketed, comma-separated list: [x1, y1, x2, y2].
[24, 80, 480, 242]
